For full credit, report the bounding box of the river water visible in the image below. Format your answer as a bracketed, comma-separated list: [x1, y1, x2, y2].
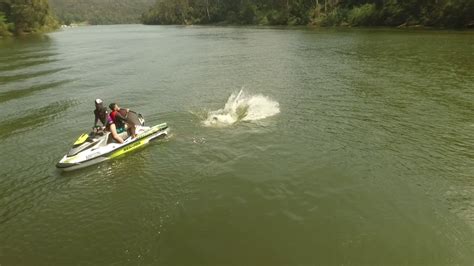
[0, 25, 473, 264]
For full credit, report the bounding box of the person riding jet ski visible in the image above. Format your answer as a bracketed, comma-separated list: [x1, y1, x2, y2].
[56, 108, 169, 171]
[107, 103, 137, 143]
[93, 99, 108, 133]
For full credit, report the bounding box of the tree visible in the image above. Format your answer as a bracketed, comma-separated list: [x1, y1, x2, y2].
[0, 0, 57, 36]
[0, 11, 12, 36]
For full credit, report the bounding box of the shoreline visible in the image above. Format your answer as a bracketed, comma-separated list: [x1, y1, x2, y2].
[139, 23, 474, 31]
[2, 23, 473, 39]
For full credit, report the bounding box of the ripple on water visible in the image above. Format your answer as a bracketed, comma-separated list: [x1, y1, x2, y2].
[0, 67, 70, 85]
[0, 58, 60, 72]
[0, 79, 72, 104]
[0, 100, 75, 139]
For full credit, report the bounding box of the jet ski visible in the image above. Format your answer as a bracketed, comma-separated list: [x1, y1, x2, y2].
[56, 111, 169, 171]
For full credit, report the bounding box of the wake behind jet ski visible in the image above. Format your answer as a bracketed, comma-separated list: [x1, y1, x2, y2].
[56, 110, 168, 171]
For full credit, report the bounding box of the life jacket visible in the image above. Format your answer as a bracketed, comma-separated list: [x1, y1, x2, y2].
[109, 110, 118, 124]
[109, 110, 125, 128]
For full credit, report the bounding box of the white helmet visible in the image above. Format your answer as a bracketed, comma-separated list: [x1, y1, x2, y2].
[95, 99, 103, 104]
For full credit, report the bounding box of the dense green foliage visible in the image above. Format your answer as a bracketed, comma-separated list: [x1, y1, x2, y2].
[0, 11, 12, 36]
[142, 0, 474, 28]
[0, 0, 58, 36]
[49, 0, 155, 25]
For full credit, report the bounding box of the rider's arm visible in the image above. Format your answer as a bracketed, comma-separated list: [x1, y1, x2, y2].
[115, 109, 129, 122]
[93, 110, 99, 127]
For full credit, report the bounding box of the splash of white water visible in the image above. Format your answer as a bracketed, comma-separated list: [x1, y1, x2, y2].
[203, 89, 280, 127]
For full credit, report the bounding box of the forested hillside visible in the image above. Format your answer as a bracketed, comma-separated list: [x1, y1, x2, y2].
[0, 0, 58, 36]
[49, 0, 155, 25]
[142, 0, 474, 28]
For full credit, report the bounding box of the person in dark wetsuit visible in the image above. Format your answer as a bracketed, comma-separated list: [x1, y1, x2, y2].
[93, 99, 108, 129]
[107, 103, 137, 143]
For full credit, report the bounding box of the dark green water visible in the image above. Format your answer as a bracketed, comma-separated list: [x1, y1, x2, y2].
[0, 25, 473, 265]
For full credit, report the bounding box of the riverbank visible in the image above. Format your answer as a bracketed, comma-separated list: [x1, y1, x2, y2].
[142, 20, 474, 30]
[176, 21, 474, 31]
[60, 22, 90, 28]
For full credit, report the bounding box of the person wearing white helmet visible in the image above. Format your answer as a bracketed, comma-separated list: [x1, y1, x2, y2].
[93, 99, 108, 131]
